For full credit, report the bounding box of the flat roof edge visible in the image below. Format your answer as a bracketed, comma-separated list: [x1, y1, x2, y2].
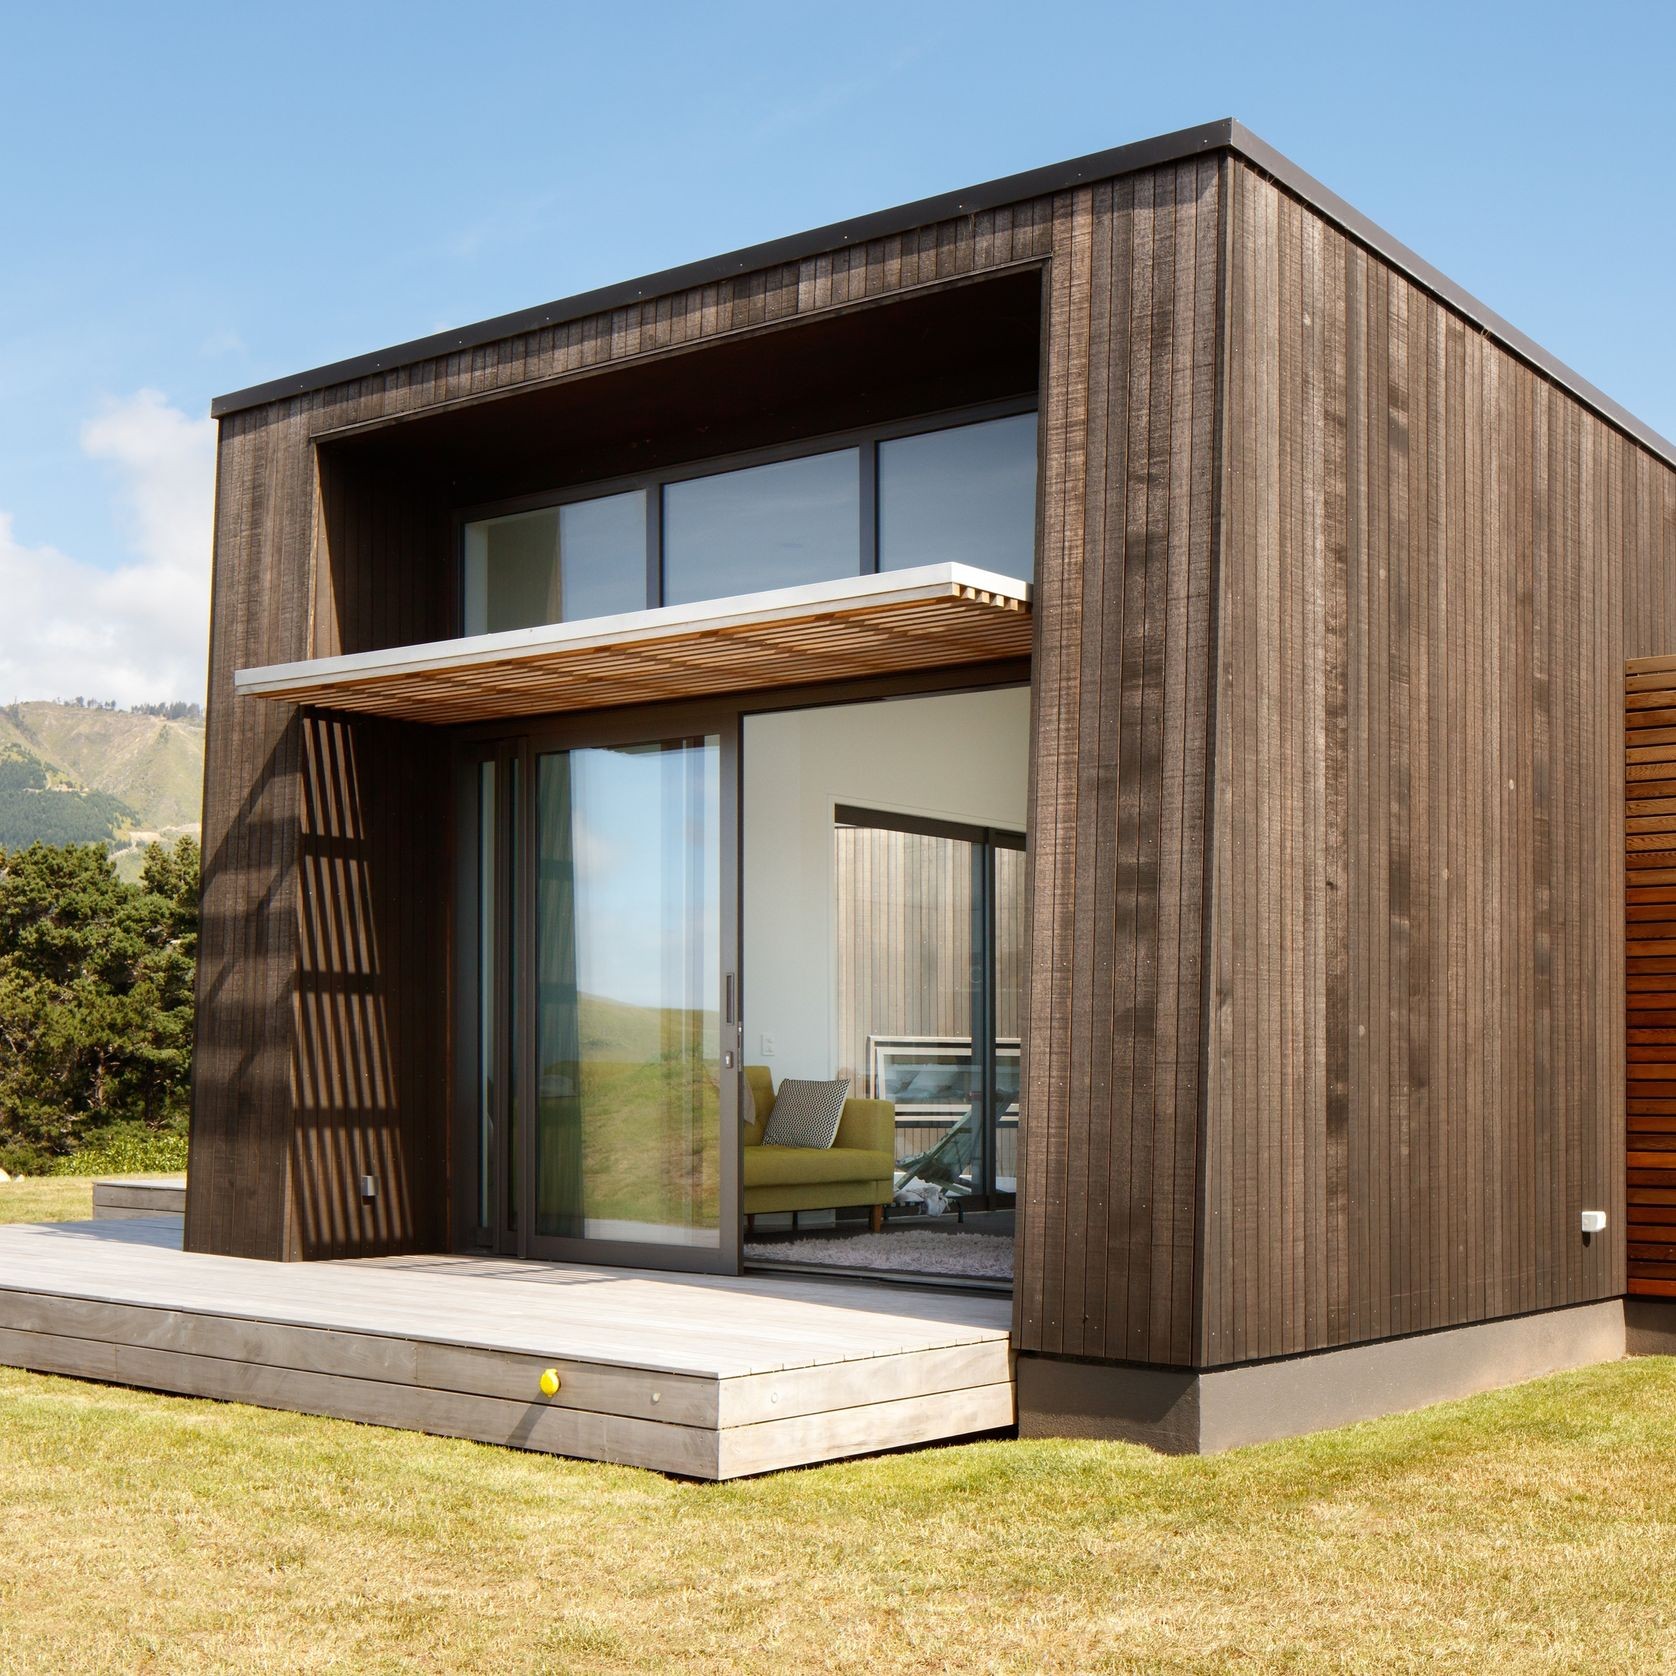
[210, 117, 1676, 472]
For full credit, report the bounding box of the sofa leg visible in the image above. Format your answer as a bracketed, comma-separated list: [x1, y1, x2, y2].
[746, 1213, 755, 1237]
[869, 1204, 884, 1234]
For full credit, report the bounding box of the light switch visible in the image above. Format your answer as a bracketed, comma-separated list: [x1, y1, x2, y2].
[760, 1034, 776, 1057]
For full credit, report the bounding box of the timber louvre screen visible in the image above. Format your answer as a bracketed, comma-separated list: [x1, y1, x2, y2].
[1627, 655, 1676, 1299]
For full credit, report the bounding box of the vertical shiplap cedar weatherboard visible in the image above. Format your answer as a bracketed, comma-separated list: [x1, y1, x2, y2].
[1115, 167, 1158, 1359]
[1016, 156, 1223, 1366]
[1197, 160, 1661, 1364]
[185, 408, 313, 1260]
[290, 451, 452, 1257]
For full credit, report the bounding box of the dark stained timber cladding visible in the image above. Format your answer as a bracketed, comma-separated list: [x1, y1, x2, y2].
[284, 453, 453, 1258]
[1014, 157, 1224, 1367]
[294, 713, 449, 1257]
[1198, 161, 1667, 1364]
[185, 410, 313, 1260]
[189, 423, 455, 1260]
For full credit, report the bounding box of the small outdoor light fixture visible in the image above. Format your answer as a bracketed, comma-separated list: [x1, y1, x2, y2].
[1580, 1210, 1608, 1235]
[539, 1368, 562, 1397]
[359, 1174, 377, 1202]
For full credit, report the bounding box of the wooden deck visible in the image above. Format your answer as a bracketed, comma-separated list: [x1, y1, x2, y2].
[0, 1218, 1013, 1478]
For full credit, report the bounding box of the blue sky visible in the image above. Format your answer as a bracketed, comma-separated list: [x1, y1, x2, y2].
[1, 0, 1671, 702]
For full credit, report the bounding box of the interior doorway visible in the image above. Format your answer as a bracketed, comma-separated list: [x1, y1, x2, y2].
[740, 686, 1029, 1286]
[832, 806, 1023, 1215]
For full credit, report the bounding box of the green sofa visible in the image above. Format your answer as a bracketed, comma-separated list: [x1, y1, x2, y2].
[742, 1065, 896, 1230]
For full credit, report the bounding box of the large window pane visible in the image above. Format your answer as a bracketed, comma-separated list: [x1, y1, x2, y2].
[464, 491, 646, 633]
[464, 509, 558, 634]
[558, 491, 647, 620]
[878, 413, 1037, 582]
[533, 739, 721, 1247]
[662, 449, 860, 606]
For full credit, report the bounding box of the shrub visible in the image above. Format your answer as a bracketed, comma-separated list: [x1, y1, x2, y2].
[0, 837, 197, 1166]
[41, 1119, 189, 1176]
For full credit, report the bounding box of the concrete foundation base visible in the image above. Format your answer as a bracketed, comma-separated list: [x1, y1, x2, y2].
[1017, 1299, 1628, 1453]
[1626, 1296, 1676, 1356]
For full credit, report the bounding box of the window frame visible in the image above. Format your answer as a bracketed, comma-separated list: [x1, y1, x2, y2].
[453, 395, 1038, 633]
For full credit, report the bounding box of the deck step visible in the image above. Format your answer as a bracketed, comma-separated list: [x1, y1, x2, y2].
[91, 1176, 186, 1221]
[0, 1219, 1013, 1478]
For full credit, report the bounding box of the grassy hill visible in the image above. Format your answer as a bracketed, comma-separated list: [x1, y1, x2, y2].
[0, 703, 204, 872]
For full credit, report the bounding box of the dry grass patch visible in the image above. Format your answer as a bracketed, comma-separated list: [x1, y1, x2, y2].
[0, 1358, 1674, 1673]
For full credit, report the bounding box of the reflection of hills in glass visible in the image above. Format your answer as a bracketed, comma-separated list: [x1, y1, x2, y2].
[538, 992, 720, 1228]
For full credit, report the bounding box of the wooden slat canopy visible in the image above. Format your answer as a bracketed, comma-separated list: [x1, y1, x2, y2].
[234, 564, 1032, 724]
[1627, 652, 1676, 1299]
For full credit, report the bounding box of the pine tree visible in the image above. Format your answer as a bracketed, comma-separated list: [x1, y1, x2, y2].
[0, 837, 198, 1159]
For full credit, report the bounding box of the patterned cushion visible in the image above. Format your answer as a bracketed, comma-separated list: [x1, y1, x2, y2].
[761, 1077, 851, 1149]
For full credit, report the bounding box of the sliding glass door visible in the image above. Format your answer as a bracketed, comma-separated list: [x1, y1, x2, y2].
[531, 734, 728, 1261]
[458, 713, 740, 1272]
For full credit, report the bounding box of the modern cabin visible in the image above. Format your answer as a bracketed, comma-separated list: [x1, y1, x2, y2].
[167, 117, 1676, 1454]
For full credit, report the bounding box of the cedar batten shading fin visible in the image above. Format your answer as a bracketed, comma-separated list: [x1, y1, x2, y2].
[234, 565, 1032, 726]
[1625, 655, 1676, 1300]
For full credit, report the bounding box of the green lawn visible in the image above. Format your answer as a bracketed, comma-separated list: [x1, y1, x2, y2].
[0, 1355, 1672, 1673]
[0, 1174, 94, 1224]
[0, 1172, 183, 1226]
[2, 1180, 1672, 1669]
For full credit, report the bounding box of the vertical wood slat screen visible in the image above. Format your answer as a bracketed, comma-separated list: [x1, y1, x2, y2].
[1627, 656, 1676, 1296]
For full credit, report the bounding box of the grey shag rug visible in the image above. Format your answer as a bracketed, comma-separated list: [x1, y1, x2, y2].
[744, 1228, 1013, 1279]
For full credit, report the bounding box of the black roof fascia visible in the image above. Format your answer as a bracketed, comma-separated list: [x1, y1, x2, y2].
[210, 117, 1676, 472]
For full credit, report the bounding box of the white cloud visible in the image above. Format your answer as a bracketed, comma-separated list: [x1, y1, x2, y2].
[0, 390, 213, 706]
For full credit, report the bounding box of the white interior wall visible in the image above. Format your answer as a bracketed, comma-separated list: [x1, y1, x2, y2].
[741, 686, 1030, 1087]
